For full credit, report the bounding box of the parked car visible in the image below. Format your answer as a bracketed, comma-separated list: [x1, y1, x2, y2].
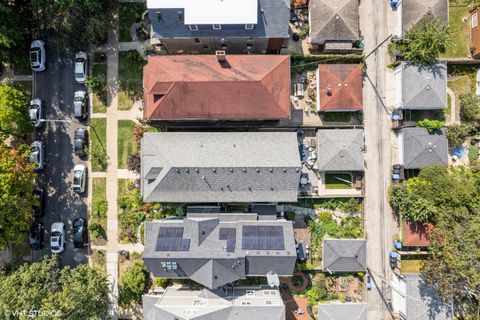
[73, 218, 87, 248]
[29, 221, 45, 250]
[73, 90, 88, 119]
[32, 188, 46, 217]
[30, 40, 46, 72]
[73, 164, 87, 193]
[74, 52, 87, 83]
[29, 98, 45, 128]
[50, 222, 65, 254]
[74, 128, 88, 157]
[29, 141, 45, 171]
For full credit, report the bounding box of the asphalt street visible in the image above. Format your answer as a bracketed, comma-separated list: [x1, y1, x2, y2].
[32, 50, 89, 267]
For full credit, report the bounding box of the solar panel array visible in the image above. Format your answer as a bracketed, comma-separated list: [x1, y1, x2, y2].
[156, 227, 190, 251]
[242, 226, 285, 250]
[219, 228, 236, 252]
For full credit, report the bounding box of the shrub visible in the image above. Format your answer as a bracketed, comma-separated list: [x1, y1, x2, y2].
[89, 223, 104, 239]
[460, 93, 480, 122]
[90, 147, 108, 171]
[92, 199, 108, 219]
[120, 262, 149, 306]
[85, 76, 101, 91]
[292, 275, 304, 287]
[127, 152, 141, 172]
[417, 119, 444, 133]
[299, 24, 310, 39]
[133, 124, 145, 148]
[154, 277, 170, 288]
[285, 211, 296, 221]
[447, 124, 473, 148]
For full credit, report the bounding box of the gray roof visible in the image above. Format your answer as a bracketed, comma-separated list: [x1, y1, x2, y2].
[141, 132, 301, 203]
[309, 0, 359, 43]
[316, 129, 365, 171]
[402, 0, 448, 33]
[400, 127, 448, 170]
[148, 0, 289, 39]
[405, 274, 452, 320]
[399, 62, 447, 110]
[143, 213, 297, 289]
[317, 303, 367, 320]
[143, 285, 285, 320]
[322, 239, 367, 272]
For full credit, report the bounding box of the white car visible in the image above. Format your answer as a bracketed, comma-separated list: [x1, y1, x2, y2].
[50, 222, 65, 254]
[29, 141, 45, 171]
[73, 90, 88, 119]
[73, 164, 87, 193]
[30, 40, 46, 72]
[29, 98, 45, 128]
[74, 52, 87, 83]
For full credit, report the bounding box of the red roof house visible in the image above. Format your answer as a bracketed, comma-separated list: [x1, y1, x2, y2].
[143, 55, 291, 121]
[403, 221, 434, 247]
[316, 64, 363, 112]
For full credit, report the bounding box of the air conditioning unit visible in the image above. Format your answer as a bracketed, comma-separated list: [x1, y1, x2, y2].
[215, 50, 226, 62]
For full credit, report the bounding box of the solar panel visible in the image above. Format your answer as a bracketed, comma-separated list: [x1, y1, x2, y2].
[156, 227, 190, 251]
[241, 226, 285, 250]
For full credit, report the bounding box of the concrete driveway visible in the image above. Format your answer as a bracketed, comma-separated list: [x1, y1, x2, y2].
[32, 50, 89, 267]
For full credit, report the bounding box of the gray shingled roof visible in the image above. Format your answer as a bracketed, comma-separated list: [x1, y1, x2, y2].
[322, 239, 367, 272]
[309, 0, 359, 43]
[399, 62, 447, 110]
[143, 213, 297, 289]
[400, 127, 448, 170]
[402, 0, 448, 33]
[148, 0, 289, 39]
[143, 285, 285, 320]
[317, 303, 367, 320]
[141, 132, 301, 203]
[316, 129, 364, 171]
[405, 274, 452, 320]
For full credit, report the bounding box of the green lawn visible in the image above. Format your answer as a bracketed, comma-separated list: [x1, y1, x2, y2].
[325, 173, 352, 189]
[92, 54, 108, 113]
[91, 177, 107, 239]
[118, 50, 146, 110]
[448, 74, 472, 97]
[444, 6, 470, 58]
[118, 120, 137, 169]
[118, 178, 133, 197]
[119, 3, 147, 42]
[401, 259, 423, 274]
[91, 249, 106, 274]
[469, 145, 479, 162]
[323, 112, 354, 123]
[90, 118, 107, 172]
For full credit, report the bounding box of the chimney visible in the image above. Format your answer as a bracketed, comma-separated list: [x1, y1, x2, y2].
[216, 50, 226, 62]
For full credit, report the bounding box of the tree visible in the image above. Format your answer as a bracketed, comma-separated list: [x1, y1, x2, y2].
[460, 93, 480, 122]
[32, 0, 116, 50]
[401, 18, 449, 65]
[417, 119, 444, 133]
[0, 2, 31, 65]
[0, 143, 36, 249]
[0, 84, 32, 136]
[447, 123, 473, 147]
[154, 278, 170, 289]
[120, 262, 149, 306]
[0, 256, 109, 319]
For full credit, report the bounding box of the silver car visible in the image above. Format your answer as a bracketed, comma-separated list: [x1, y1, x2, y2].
[73, 90, 88, 119]
[74, 52, 87, 83]
[30, 40, 46, 72]
[29, 98, 45, 128]
[73, 164, 87, 193]
[50, 222, 65, 254]
[29, 141, 45, 171]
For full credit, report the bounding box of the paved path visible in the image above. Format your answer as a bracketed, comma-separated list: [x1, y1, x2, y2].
[446, 87, 457, 125]
[118, 169, 138, 179]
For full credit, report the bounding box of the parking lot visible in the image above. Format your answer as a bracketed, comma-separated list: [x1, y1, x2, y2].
[32, 50, 89, 267]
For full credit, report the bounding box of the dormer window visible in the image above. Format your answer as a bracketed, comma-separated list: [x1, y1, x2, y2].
[212, 24, 221, 30]
[245, 24, 254, 30]
[189, 24, 198, 31]
[177, 11, 183, 22]
[156, 12, 163, 22]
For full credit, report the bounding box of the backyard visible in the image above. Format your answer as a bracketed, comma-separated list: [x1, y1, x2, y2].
[400, 259, 424, 274]
[90, 118, 107, 172]
[92, 52, 108, 113]
[325, 173, 352, 189]
[118, 50, 146, 110]
[443, 6, 470, 58]
[90, 178, 107, 244]
[119, 2, 147, 42]
[118, 120, 137, 169]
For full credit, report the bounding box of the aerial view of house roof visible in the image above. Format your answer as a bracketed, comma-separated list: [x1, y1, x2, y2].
[399, 127, 448, 170]
[396, 62, 447, 110]
[147, 0, 290, 39]
[309, 0, 360, 43]
[317, 303, 367, 320]
[322, 239, 367, 272]
[141, 132, 301, 203]
[143, 284, 285, 320]
[143, 55, 291, 121]
[403, 221, 434, 247]
[316, 64, 363, 112]
[316, 129, 365, 171]
[401, 0, 448, 33]
[143, 213, 296, 289]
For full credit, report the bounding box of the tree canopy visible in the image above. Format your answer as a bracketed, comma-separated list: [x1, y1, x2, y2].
[119, 261, 149, 306]
[460, 92, 480, 122]
[417, 119, 444, 133]
[0, 1, 31, 65]
[0, 84, 32, 136]
[0, 256, 109, 320]
[32, 0, 116, 50]
[389, 166, 480, 316]
[0, 142, 36, 249]
[446, 123, 473, 148]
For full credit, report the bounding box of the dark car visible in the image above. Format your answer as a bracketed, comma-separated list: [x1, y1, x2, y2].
[29, 221, 45, 250]
[74, 128, 88, 157]
[73, 218, 87, 248]
[32, 188, 45, 217]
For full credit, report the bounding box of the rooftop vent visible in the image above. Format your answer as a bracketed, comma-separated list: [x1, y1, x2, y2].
[216, 50, 226, 62]
[327, 86, 332, 95]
